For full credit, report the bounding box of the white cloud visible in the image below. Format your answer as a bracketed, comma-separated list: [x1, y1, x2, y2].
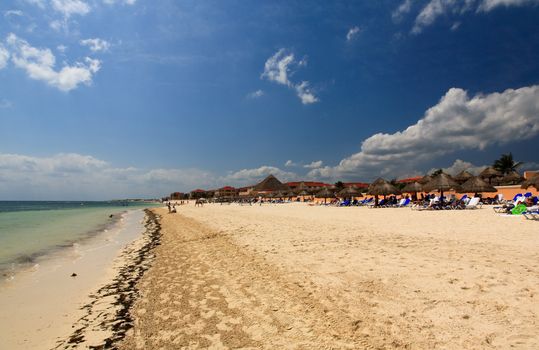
[247, 89, 264, 99]
[410, 0, 539, 33]
[80, 38, 110, 52]
[295, 81, 318, 104]
[0, 152, 217, 200]
[103, 0, 136, 4]
[284, 160, 296, 167]
[309, 85, 539, 181]
[412, 0, 457, 34]
[346, 26, 360, 41]
[304, 160, 323, 169]
[51, 0, 90, 17]
[0, 44, 9, 69]
[6, 33, 101, 92]
[450, 21, 461, 30]
[57, 44, 67, 53]
[223, 166, 297, 185]
[392, 0, 413, 22]
[430, 159, 487, 176]
[261, 49, 319, 105]
[261, 49, 294, 86]
[4, 10, 24, 17]
[478, 0, 539, 12]
[0, 99, 13, 108]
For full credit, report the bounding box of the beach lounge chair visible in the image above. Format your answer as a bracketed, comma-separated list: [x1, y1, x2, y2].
[397, 198, 411, 207]
[522, 205, 539, 220]
[464, 197, 481, 209]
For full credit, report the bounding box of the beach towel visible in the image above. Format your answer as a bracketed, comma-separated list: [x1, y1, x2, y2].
[511, 204, 527, 215]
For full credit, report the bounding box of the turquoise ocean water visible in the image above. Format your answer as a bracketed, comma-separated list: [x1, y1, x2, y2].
[0, 201, 158, 277]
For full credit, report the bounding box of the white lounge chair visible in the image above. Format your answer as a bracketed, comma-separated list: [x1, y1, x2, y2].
[465, 197, 481, 209]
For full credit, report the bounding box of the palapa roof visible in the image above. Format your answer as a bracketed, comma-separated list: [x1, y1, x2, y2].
[521, 174, 539, 189]
[419, 175, 432, 185]
[454, 170, 474, 183]
[458, 176, 497, 193]
[423, 172, 459, 192]
[337, 186, 362, 197]
[253, 174, 290, 192]
[315, 187, 335, 198]
[402, 182, 423, 193]
[367, 178, 401, 196]
[480, 166, 502, 178]
[501, 171, 523, 185]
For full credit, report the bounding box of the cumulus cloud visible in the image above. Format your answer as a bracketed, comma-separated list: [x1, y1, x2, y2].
[309, 85, 539, 181]
[261, 49, 295, 86]
[295, 81, 318, 104]
[247, 89, 264, 99]
[6, 33, 101, 91]
[80, 38, 110, 52]
[0, 152, 217, 200]
[430, 159, 487, 176]
[346, 26, 360, 41]
[304, 160, 323, 169]
[223, 166, 297, 185]
[261, 48, 319, 105]
[51, 0, 90, 17]
[392, 0, 413, 22]
[284, 160, 296, 167]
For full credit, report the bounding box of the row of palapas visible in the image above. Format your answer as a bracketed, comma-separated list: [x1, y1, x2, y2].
[250, 171, 539, 199]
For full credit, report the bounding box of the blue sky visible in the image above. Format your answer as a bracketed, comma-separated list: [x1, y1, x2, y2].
[1, 0, 539, 199]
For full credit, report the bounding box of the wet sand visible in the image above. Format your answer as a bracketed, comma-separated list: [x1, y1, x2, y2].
[120, 203, 539, 349]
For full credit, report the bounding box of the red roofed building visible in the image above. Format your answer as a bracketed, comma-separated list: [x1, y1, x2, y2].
[286, 181, 331, 190]
[189, 189, 207, 199]
[215, 186, 238, 198]
[343, 182, 369, 188]
[396, 176, 423, 184]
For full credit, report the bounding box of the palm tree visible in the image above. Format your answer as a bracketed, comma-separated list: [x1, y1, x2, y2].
[493, 153, 523, 175]
[334, 181, 344, 191]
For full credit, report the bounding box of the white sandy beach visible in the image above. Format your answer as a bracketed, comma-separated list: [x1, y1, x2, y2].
[0, 209, 150, 350]
[122, 202, 539, 349]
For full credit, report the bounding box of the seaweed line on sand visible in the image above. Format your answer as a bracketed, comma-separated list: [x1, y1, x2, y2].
[54, 209, 161, 350]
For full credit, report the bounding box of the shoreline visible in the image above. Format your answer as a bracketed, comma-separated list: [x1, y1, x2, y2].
[0, 208, 161, 349]
[56, 209, 161, 349]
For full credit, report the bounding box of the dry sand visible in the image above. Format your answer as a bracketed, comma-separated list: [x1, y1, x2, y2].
[121, 203, 539, 349]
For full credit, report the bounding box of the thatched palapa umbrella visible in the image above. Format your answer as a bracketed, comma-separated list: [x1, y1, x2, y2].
[315, 187, 335, 204]
[423, 172, 459, 202]
[402, 182, 423, 193]
[479, 167, 502, 184]
[419, 175, 432, 185]
[501, 171, 523, 185]
[458, 176, 497, 193]
[454, 170, 474, 184]
[367, 178, 401, 205]
[521, 174, 539, 190]
[337, 186, 362, 198]
[402, 182, 422, 200]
